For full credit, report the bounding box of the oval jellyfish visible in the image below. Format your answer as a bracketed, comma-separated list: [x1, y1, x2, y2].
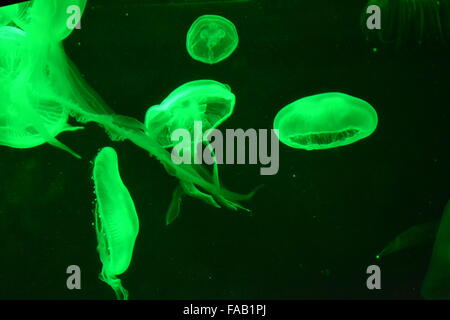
[422, 200, 450, 299]
[186, 14, 239, 64]
[93, 147, 139, 300]
[273, 92, 378, 150]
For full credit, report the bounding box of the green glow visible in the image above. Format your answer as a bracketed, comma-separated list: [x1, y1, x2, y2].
[93, 147, 139, 300]
[0, 0, 113, 158]
[186, 15, 239, 64]
[0, 4, 16, 26]
[422, 200, 450, 299]
[273, 92, 378, 150]
[145, 80, 256, 224]
[0, 25, 83, 157]
[145, 80, 235, 148]
[10, 0, 87, 42]
[376, 222, 436, 259]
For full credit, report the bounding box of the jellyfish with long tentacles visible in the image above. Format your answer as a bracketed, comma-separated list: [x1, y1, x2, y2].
[0, 0, 115, 157]
[0, 25, 83, 157]
[2, 0, 258, 221]
[145, 80, 253, 224]
[362, 0, 450, 47]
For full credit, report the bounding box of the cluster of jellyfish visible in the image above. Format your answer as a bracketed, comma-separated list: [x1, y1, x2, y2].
[0, 0, 448, 300]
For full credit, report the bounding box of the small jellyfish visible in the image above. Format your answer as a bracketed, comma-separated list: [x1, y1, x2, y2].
[273, 92, 378, 150]
[186, 14, 239, 64]
[93, 147, 139, 300]
[422, 200, 450, 299]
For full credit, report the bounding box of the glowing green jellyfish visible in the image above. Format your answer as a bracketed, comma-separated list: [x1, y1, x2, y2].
[93, 147, 139, 300]
[363, 0, 450, 46]
[422, 200, 450, 299]
[9, 0, 87, 42]
[186, 14, 239, 64]
[145, 79, 256, 224]
[0, 0, 114, 158]
[0, 25, 82, 157]
[273, 92, 378, 150]
[145, 80, 235, 148]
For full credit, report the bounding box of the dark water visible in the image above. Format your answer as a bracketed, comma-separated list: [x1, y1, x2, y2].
[1, 0, 449, 299]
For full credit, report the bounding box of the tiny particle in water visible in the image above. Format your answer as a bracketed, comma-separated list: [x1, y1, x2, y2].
[372, 47, 378, 53]
[125, 13, 129, 17]
[292, 173, 296, 178]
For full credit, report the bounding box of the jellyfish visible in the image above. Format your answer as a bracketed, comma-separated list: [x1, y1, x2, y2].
[145, 80, 235, 148]
[145, 80, 257, 224]
[0, 25, 83, 157]
[93, 147, 139, 300]
[422, 200, 450, 299]
[0, 0, 115, 158]
[273, 92, 378, 150]
[8, 0, 87, 42]
[362, 0, 450, 47]
[186, 14, 239, 64]
[375, 222, 437, 259]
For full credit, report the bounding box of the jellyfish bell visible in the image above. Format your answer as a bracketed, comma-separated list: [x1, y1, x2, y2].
[144, 79, 235, 148]
[186, 14, 239, 64]
[273, 92, 378, 150]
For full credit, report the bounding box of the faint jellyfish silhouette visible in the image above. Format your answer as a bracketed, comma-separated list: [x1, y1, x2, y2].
[362, 0, 450, 47]
[422, 200, 450, 299]
[273, 92, 378, 150]
[186, 14, 239, 64]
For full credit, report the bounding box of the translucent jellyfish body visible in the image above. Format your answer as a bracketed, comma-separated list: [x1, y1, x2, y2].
[145, 79, 235, 148]
[273, 92, 378, 150]
[144, 80, 256, 224]
[93, 147, 139, 300]
[186, 15, 239, 64]
[0, 26, 82, 156]
[8, 0, 87, 42]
